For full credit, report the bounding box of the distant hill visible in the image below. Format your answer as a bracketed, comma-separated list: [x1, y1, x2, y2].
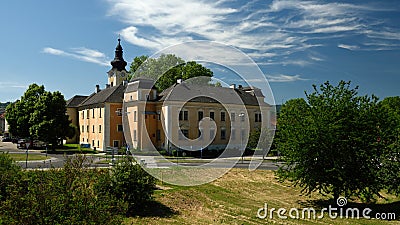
[0, 102, 10, 114]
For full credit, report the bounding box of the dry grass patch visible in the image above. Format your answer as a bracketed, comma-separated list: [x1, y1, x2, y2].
[125, 169, 399, 225]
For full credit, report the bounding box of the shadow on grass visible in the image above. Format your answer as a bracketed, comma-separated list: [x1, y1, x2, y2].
[128, 200, 178, 218]
[297, 199, 400, 220]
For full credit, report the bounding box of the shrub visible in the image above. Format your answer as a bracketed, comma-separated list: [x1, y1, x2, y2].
[0, 155, 126, 225]
[109, 158, 156, 215]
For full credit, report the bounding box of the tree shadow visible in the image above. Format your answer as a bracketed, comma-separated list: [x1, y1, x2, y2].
[297, 199, 400, 220]
[128, 200, 178, 218]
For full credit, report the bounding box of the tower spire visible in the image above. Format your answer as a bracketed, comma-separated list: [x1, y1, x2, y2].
[111, 36, 127, 71]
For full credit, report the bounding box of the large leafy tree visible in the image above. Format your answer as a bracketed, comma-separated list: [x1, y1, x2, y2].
[6, 84, 74, 149]
[6, 84, 45, 138]
[276, 81, 391, 202]
[377, 96, 400, 195]
[129, 54, 213, 91]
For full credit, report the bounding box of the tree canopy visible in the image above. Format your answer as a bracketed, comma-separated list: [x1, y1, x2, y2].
[128, 54, 213, 91]
[5, 84, 74, 149]
[276, 81, 399, 202]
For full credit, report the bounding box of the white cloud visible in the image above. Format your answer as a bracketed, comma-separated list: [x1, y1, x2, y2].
[266, 74, 308, 82]
[338, 44, 359, 51]
[268, 74, 308, 82]
[42, 47, 109, 66]
[104, 0, 400, 68]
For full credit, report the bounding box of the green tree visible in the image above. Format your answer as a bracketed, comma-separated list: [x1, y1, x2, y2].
[6, 84, 45, 138]
[276, 81, 389, 202]
[377, 96, 400, 195]
[29, 91, 74, 150]
[5, 84, 73, 149]
[129, 54, 213, 91]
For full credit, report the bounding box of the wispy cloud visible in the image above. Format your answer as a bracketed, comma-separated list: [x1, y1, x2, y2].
[42, 47, 109, 66]
[0, 82, 28, 89]
[266, 74, 308, 82]
[338, 44, 359, 51]
[105, 0, 400, 67]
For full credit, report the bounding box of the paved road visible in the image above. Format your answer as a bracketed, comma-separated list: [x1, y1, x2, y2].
[1, 140, 280, 170]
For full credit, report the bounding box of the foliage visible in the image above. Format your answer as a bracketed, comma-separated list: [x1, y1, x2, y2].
[129, 54, 213, 91]
[0, 155, 129, 224]
[276, 81, 395, 202]
[107, 158, 157, 215]
[0, 153, 23, 201]
[377, 96, 400, 195]
[247, 128, 261, 149]
[5, 84, 74, 149]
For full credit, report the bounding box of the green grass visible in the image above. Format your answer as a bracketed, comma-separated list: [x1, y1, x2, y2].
[125, 169, 400, 225]
[49, 144, 96, 154]
[9, 154, 50, 161]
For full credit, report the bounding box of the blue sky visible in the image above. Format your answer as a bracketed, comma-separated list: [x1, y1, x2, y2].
[0, 0, 399, 104]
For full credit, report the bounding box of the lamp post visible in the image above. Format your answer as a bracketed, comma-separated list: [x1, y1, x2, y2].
[238, 113, 245, 163]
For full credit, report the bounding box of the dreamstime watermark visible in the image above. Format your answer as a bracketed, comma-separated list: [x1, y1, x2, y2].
[256, 197, 397, 220]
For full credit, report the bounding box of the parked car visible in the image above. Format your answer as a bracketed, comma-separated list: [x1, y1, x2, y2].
[17, 139, 27, 149]
[1, 136, 12, 142]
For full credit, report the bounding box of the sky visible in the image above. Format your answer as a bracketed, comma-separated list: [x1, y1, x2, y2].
[0, 0, 399, 105]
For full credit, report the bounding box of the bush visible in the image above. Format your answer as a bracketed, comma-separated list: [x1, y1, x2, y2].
[0, 153, 23, 201]
[109, 158, 156, 215]
[0, 155, 126, 225]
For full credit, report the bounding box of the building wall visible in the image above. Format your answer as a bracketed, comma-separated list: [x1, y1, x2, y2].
[78, 106, 105, 150]
[108, 103, 124, 149]
[124, 98, 271, 151]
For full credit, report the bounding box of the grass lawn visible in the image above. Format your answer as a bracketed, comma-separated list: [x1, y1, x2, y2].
[50, 144, 97, 154]
[125, 169, 399, 225]
[9, 154, 50, 161]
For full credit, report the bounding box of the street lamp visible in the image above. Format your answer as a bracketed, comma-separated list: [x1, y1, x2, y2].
[238, 113, 245, 163]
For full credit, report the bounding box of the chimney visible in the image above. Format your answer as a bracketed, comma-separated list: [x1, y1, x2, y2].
[177, 79, 182, 84]
[95, 85, 100, 93]
[238, 85, 243, 89]
[105, 84, 110, 89]
[123, 80, 128, 86]
[229, 84, 236, 89]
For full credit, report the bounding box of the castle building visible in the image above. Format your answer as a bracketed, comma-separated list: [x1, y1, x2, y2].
[67, 39, 273, 152]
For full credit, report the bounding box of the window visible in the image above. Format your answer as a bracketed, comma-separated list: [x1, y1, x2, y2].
[92, 109, 95, 118]
[82, 138, 84, 142]
[133, 130, 137, 141]
[99, 108, 102, 118]
[156, 129, 161, 141]
[81, 125, 84, 133]
[179, 129, 189, 140]
[145, 115, 148, 119]
[221, 129, 226, 140]
[116, 108, 122, 116]
[231, 112, 235, 122]
[157, 111, 161, 120]
[231, 129, 236, 140]
[97, 140, 100, 147]
[86, 110, 89, 119]
[221, 111, 226, 121]
[81, 111, 84, 119]
[179, 110, 188, 121]
[117, 124, 123, 132]
[240, 113, 245, 122]
[255, 113, 262, 122]
[99, 125, 102, 133]
[113, 140, 119, 148]
[210, 129, 215, 140]
[92, 140, 94, 147]
[92, 125, 95, 133]
[210, 111, 215, 120]
[198, 129, 203, 140]
[87, 125, 89, 133]
[198, 111, 204, 121]
[133, 111, 137, 122]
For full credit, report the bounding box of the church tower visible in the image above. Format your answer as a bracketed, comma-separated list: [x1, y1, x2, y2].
[107, 38, 128, 87]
